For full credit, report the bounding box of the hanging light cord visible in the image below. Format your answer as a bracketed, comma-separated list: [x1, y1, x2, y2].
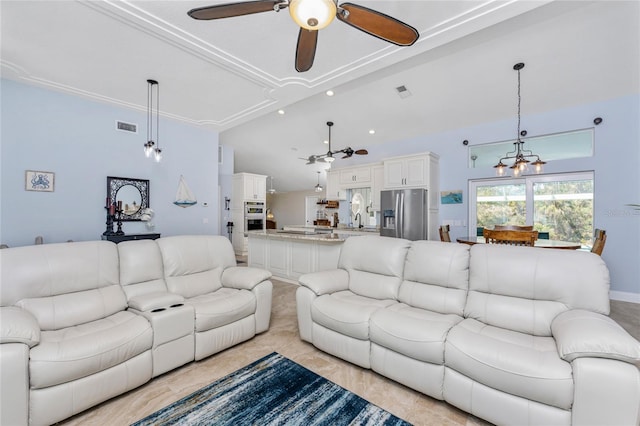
[516, 65, 522, 144]
[147, 81, 152, 143]
[155, 81, 160, 150]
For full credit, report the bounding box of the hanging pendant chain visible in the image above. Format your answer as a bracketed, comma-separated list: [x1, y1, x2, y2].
[517, 68, 522, 143]
[147, 82, 152, 142]
[155, 83, 160, 148]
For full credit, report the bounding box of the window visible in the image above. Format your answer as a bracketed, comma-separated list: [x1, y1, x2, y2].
[469, 172, 594, 245]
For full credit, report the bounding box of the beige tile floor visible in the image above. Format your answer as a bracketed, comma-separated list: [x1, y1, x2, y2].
[57, 279, 639, 426]
[58, 280, 489, 425]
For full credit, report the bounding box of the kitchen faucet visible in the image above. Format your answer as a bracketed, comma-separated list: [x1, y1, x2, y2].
[354, 212, 363, 229]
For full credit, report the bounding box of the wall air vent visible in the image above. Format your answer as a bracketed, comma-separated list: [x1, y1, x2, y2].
[116, 121, 137, 133]
[395, 85, 412, 99]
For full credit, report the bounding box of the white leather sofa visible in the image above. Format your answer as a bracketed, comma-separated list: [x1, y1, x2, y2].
[0, 235, 272, 426]
[296, 235, 640, 425]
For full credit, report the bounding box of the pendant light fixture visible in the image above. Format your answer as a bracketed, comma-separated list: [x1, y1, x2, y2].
[143, 79, 162, 162]
[268, 176, 277, 194]
[318, 121, 335, 163]
[494, 63, 545, 177]
[314, 171, 323, 192]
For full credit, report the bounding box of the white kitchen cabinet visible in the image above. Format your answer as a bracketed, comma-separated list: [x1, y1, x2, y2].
[371, 165, 384, 211]
[233, 172, 266, 203]
[325, 170, 346, 200]
[383, 153, 438, 189]
[231, 172, 267, 255]
[267, 238, 289, 278]
[339, 166, 371, 186]
[247, 234, 343, 282]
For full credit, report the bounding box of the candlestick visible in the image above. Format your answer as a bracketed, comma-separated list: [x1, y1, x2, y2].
[103, 203, 115, 236]
[115, 207, 124, 236]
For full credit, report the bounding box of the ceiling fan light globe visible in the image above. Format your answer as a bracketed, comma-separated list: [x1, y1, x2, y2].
[289, 0, 336, 30]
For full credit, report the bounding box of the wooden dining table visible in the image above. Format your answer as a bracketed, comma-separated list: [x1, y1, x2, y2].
[456, 236, 583, 250]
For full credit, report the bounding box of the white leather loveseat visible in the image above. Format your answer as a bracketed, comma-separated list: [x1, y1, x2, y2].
[296, 235, 640, 425]
[0, 235, 272, 426]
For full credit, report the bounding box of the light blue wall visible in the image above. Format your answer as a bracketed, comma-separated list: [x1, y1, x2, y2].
[1, 79, 220, 246]
[219, 144, 235, 239]
[2, 78, 638, 298]
[344, 94, 640, 299]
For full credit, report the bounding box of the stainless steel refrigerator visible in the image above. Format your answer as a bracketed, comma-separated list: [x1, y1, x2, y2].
[380, 189, 428, 240]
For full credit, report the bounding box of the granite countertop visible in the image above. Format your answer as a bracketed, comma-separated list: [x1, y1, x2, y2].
[246, 230, 348, 242]
[282, 225, 380, 234]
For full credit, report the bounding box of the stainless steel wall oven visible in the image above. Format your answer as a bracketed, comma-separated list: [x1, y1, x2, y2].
[244, 201, 265, 231]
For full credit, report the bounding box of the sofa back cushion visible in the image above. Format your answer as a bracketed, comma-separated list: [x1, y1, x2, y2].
[399, 241, 470, 316]
[118, 240, 168, 299]
[338, 236, 410, 300]
[0, 241, 125, 330]
[466, 244, 610, 336]
[157, 235, 236, 298]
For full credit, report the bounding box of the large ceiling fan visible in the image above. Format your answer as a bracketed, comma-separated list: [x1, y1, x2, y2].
[300, 121, 368, 165]
[187, 0, 419, 72]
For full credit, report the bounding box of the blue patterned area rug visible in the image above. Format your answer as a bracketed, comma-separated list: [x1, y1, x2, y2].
[132, 352, 411, 426]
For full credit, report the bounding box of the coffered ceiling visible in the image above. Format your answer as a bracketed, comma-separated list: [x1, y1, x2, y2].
[2, 1, 638, 192]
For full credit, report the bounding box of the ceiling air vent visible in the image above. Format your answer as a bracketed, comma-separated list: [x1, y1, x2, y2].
[116, 120, 137, 133]
[395, 85, 412, 99]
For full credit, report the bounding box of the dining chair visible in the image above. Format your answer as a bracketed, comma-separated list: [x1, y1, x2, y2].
[494, 224, 534, 231]
[439, 225, 451, 242]
[483, 228, 538, 247]
[591, 228, 606, 256]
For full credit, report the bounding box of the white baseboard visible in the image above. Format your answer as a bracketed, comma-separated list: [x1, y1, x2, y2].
[610, 291, 640, 304]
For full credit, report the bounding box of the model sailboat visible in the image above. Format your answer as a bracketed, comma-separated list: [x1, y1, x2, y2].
[173, 175, 197, 208]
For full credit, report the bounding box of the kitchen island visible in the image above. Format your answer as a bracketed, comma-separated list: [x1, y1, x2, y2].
[246, 229, 351, 282]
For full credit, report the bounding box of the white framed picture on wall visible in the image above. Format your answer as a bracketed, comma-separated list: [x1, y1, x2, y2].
[25, 170, 55, 192]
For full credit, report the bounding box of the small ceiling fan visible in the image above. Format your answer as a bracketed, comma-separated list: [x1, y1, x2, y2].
[300, 121, 368, 165]
[187, 0, 419, 72]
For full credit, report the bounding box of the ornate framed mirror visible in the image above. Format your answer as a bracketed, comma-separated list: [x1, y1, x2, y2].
[106, 176, 149, 221]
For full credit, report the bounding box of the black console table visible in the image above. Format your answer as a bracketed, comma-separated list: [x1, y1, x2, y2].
[101, 233, 161, 243]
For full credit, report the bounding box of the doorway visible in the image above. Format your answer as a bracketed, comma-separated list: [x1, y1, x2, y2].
[305, 196, 320, 226]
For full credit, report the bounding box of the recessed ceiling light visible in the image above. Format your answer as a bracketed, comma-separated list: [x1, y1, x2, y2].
[325, 90, 334, 97]
[369, 129, 376, 135]
[278, 109, 285, 115]
[323, 140, 329, 144]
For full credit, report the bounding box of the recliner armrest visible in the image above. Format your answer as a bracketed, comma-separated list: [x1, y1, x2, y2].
[298, 269, 349, 295]
[1, 306, 40, 347]
[128, 292, 185, 312]
[222, 266, 272, 290]
[552, 309, 640, 364]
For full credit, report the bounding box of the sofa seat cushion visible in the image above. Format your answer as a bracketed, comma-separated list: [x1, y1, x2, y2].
[370, 304, 462, 364]
[188, 288, 256, 332]
[29, 311, 152, 389]
[311, 291, 396, 340]
[445, 318, 573, 410]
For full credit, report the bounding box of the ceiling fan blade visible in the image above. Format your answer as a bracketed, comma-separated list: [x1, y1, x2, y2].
[188, 1, 284, 20]
[295, 28, 318, 72]
[336, 3, 419, 46]
[355, 149, 368, 155]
